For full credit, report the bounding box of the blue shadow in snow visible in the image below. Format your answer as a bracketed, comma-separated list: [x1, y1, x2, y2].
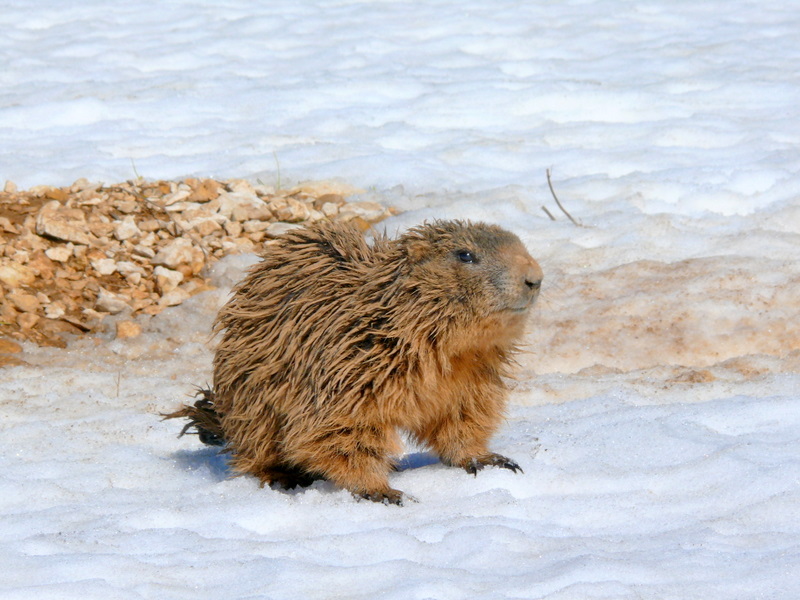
[171, 446, 233, 482]
[395, 451, 441, 471]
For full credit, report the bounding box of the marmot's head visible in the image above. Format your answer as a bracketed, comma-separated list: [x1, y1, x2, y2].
[400, 220, 542, 322]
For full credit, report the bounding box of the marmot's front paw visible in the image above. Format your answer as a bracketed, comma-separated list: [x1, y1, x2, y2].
[464, 453, 524, 476]
[359, 488, 408, 506]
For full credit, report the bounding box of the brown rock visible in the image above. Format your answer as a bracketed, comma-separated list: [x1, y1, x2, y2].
[219, 191, 273, 222]
[139, 219, 162, 232]
[274, 198, 311, 223]
[95, 288, 129, 314]
[116, 320, 142, 339]
[0, 354, 27, 367]
[17, 312, 40, 330]
[0, 338, 22, 353]
[159, 287, 191, 307]
[0, 216, 18, 234]
[45, 246, 73, 262]
[320, 202, 340, 217]
[44, 187, 69, 202]
[154, 265, 184, 294]
[0, 261, 36, 287]
[44, 302, 66, 319]
[8, 292, 41, 313]
[338, 201, 388, 223]
[91, 257, 117, 276]
[314, 193, 345, 209]
[114, 216, 141, 241]
[152, 238, 204, 274]
[189, 217, 222, 237]
[188, 179, 221, 203]
[35, 200, 91, 245]
[265, 222, 304, 238]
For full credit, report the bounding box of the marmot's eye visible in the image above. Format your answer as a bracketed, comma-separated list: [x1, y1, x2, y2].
[456, 250, 477, 263]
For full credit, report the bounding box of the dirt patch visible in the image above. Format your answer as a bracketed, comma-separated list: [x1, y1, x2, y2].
[0, 178, 394, 349]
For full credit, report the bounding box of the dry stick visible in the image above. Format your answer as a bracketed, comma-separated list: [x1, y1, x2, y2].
[541, 205, 556, 221]
[546, 168, 580, 227]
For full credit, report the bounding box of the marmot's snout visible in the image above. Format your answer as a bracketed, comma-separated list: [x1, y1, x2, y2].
[522, 257, 543, 304]
[501, 244, 543, 312]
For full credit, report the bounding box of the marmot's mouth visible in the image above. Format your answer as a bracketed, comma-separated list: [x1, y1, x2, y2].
[501, 304, 532, 314]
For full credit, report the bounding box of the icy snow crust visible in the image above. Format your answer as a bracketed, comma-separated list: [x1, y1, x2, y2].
[2, 1, 800, 599]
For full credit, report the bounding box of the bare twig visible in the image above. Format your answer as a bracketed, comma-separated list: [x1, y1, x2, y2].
[540, 205, 556, 221]
[546, 168, 580, 227]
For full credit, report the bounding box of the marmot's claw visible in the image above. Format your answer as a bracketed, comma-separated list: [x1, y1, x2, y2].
[490, 453, 524, 474]
[360, 488, 407, 506]
[463, 453, 524, 476]
[465, 457, 485, 476]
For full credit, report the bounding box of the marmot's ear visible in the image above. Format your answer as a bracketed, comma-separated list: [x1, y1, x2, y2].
[405, 239, 432, 264]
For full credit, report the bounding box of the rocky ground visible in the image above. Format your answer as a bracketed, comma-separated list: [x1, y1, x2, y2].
[0, 177, 393, 359]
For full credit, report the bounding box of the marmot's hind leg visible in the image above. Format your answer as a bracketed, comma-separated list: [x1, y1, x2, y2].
[254, 465, 321, 489]
[163, 389, 225, 447]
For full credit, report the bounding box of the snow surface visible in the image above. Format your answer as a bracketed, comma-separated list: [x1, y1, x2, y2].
[2, 1, 800, 598]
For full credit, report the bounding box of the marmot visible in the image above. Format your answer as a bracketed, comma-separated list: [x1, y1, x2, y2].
[166, 219, 542, 505]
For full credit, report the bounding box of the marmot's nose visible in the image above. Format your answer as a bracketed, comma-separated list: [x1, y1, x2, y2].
[525, 277, 542, 291]
[523, 260, 543, 295]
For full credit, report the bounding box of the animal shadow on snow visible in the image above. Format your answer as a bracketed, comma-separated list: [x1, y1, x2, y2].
[171, 447, 232, 482]
[170, 448, 441, 488]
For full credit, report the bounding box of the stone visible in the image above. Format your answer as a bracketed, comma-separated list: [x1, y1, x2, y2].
[91, 257, 117, 276]
[154, 265, 184, 294]
[35, 200, 91, 245]
[152, 238, 204, 274]
[4, 181, 17, 193]
[45, 246, 73, 262]
[8, 292, 41, 313]
[138, 219, 162, 232]
[274, 198, 311, 223]
[44, 302, 66, 319]
[314, 193, 346, 209]
[132, 244, 156, 259]
[0, 261, 36, 287]
[159, 287, 191, 307]
[0, 338, 22, 353]
[114, 215, 141, 241]
[188, 179, 221, 203]
[338, 201, 388, 222]
[224, 220, 243, 237]
[290, 181, 364, 198]
[17, 312, 40, 330]
[115, 261, 144, 277]
[189, 217, 222, 237]
[114, 199, 138, 214]
[320, 202, 340, 217]
[116, 320, 142, 339]
[152, 238, 193, 268]
[0, 216, 18, 234]
[242, 220, 272, 233]
[161, 188, 191, 206]
[218, 191, 273, 222]
[265, 222, 304, 238]
[95, 287, 129, 314]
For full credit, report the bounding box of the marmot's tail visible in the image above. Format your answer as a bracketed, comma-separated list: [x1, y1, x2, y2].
[162, 388, 226, 447]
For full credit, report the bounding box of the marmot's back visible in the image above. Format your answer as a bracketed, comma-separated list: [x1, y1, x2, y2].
[167, 219, 542, 505]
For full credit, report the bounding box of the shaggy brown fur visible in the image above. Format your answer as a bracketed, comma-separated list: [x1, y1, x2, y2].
[165, 219, 542, 505]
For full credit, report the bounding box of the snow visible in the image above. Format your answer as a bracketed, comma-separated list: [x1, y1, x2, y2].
[2, 1, 800, 598]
